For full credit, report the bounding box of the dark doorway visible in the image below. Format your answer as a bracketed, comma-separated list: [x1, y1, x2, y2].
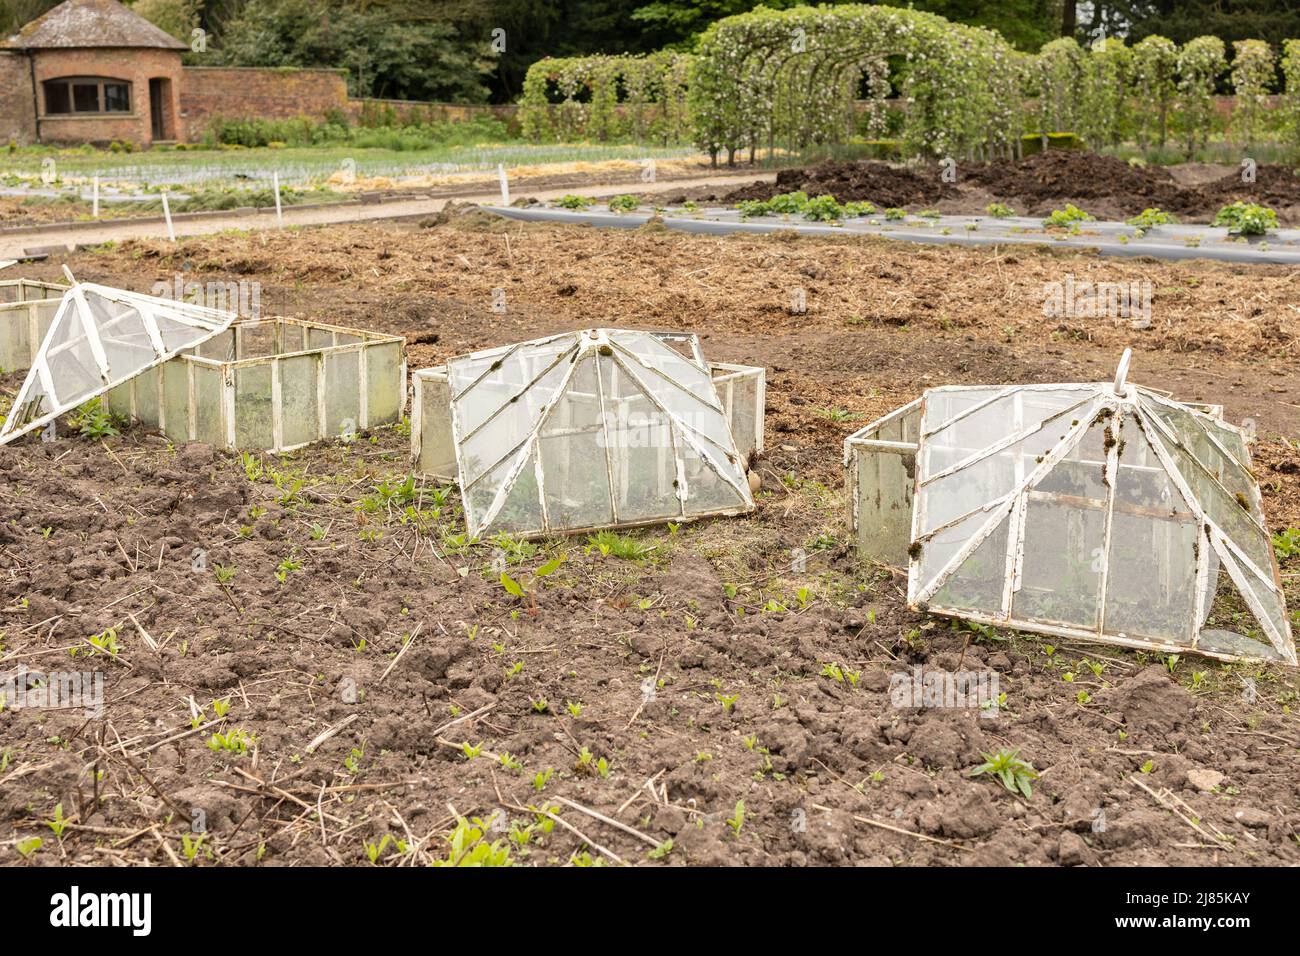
[148, 78, 171, 140]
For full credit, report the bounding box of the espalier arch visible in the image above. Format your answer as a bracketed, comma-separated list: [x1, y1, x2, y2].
[689, 5, 1026, 164]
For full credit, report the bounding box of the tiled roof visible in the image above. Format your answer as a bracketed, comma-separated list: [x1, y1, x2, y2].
[5, 0, 188, 50]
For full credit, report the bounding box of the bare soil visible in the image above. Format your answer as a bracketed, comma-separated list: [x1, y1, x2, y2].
[690, 151, 1300, 225]
[1, 215, 1297, 867]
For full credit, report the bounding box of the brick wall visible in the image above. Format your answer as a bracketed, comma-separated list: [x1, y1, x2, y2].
[0, 51, 38, 144]
[32, 46, 184, 145]
[180, 66, 349, 136]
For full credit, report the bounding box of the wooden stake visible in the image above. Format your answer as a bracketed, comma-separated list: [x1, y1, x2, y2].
[160, 192, 176, 242]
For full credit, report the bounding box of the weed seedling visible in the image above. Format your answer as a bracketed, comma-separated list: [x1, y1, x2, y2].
[69, 398, 121, 439]
[208, 729, 253, 755]
[726, 800, 745, 837]
[587, 531, 654, 560]
[432, 816, 512, 867]
[461, 741, 484, 760]
[968, 748, 1038, 799]
[1043, 204, 1094, 228]
[181, 833, 205, 864]
[87, 627, 120, 658]
[500, 553, 566, 615]
[46, 803, 69, 838]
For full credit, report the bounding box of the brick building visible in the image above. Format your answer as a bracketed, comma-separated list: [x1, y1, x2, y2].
[0, 0, 511, 148]
[0, 0, 363, 148]
[1, 0, 187, 146]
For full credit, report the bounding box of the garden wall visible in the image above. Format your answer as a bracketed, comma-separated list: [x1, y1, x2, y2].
[0, 51, 38, 145]
[180, 66, 350, 136]
[179, 68, 518, 138]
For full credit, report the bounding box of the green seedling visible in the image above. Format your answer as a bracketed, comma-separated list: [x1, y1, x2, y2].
[587, 530, 654, 560]
[1043, 203, 1094, 228]
[1213, 201, 1277, 236]
[968, 747, 1038, 799]
[207, 729, 253, 755]
[498, 751, 523, 771]
[500, 553, 566, 615]
[181, 833, 205, 863]
[87, 627, 120, 658]
[46, 803, 69, 837]
[461, 741, 484, 760]
[432, 816, 512, 867]
[726, 799, 745, 836]
[69, 398, 121, 440]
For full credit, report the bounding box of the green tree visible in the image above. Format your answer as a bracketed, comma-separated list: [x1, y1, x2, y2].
[1127, 0, 1300, 54]
[214, 0, 494, 101]
[1230, 38, 1275, 150]
[1131, 34, 1178, 148]
[632, 0, 1057, 52]
[129, 0, 200, 44]
[1282, 39, 1300, 156]
[1176, 35, 1226, 158]
[0, 0, 57, 35]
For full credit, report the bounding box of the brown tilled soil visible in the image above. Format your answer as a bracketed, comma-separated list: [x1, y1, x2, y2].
[0, 215, 1297, 867]
[693, 151, 1300, 225]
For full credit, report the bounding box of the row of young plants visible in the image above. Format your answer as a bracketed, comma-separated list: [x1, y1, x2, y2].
[552, 188, 1281, 238]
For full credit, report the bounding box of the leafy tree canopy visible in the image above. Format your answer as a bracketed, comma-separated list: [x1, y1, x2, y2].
[211, 0, 495, 101]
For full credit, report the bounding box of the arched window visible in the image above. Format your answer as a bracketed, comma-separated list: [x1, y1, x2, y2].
[43, 78, 131, 115]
